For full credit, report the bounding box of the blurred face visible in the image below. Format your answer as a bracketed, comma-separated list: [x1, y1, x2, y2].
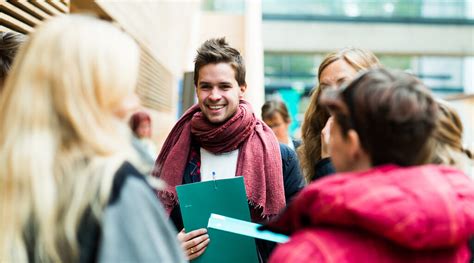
[136, 120, 151, 138]
[263, 112, 289, 144]
[196, 63, 246, 124]
[319, 59, 358, 91]
[113, 92, 140, 120]
[328, 118, 353, 172]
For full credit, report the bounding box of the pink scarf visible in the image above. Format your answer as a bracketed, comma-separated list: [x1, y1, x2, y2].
[152, 100, 285, 218]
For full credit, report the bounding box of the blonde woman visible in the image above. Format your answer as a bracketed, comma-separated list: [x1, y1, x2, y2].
[430, 99, 474, 178]
[298, 47, 380, 182]
[0, 15, 185, 262]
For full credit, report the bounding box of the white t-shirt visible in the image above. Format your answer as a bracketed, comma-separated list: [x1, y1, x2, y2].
[200, 148, 239, 181]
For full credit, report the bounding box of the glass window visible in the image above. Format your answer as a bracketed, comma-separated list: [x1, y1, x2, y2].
[265, 53, 473, 101]
[264, 53, 322, 92]
[263, 0, 474, 21]
[202, 0, 245, 14]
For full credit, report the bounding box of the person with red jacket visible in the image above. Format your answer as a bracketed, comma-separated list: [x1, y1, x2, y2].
[263, 68, 474, 263]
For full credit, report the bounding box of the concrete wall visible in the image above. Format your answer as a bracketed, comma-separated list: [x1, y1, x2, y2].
[96, 0, 201, 149]
[263, 21, 474, 56]
[244, 0, 265, 118]
[451, 97, 474, 151]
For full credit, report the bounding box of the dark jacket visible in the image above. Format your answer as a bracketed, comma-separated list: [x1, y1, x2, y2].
[292, 138, 301, 150]
[278, 143, 305, 202]
[312, 157, 336, 181]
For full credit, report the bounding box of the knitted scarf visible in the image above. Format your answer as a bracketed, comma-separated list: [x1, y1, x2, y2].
[152, 100, 285, 218]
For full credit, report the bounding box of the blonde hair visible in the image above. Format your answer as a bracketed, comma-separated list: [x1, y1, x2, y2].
[298, 47, 380, 182]
[0, 15, 140, 262]
[430, 100, 474, 176]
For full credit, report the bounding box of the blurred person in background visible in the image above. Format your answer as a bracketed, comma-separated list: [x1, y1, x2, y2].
[261, 100, 300, 150]
[129, 111, 158, 175]
[428, 99, 474, 261]
[429, 99, 473, 179]
[0, 31, 26, 90]
[263, 69, 474, 263]
[0, 15, 185, 262]
[298, 47, 380, 183]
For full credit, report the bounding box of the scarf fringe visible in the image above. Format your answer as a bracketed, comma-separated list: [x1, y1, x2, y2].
[248, 199, 278, 220]
[158, 189, 178, 213]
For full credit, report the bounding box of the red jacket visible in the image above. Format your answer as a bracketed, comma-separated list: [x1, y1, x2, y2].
[265, 165, 474, 263]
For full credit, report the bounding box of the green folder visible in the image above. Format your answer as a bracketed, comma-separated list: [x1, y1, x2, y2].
[176, 177, 259, 263]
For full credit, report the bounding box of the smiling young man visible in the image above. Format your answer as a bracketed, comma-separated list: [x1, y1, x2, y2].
[152, 37, 304, 261]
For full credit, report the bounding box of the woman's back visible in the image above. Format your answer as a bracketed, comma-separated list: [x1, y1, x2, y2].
[0, 15, 185, 262]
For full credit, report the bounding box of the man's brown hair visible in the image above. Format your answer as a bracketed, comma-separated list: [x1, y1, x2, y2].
[323, 68, 438, 167]
[193, 37, 246, 87]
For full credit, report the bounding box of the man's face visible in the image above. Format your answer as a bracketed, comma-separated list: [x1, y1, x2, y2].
[329, 118, 353, 172]
[196, 63, 246, 124]
[136, 120, 151, 138]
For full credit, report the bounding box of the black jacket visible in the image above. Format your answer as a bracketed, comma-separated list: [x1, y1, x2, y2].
[312, 157, 336, 181]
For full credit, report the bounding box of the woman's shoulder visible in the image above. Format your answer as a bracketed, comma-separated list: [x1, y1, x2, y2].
[98, 162, 186, 262]
[109, 162, 152, 205]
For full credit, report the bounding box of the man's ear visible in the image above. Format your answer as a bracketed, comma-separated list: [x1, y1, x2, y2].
[239, 84, 247, 98]
[346, 130, 363, 158]
[346, 129, 371, 166]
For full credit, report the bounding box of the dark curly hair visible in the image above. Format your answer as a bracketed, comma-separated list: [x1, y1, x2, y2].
[1, 31, 26, 88]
